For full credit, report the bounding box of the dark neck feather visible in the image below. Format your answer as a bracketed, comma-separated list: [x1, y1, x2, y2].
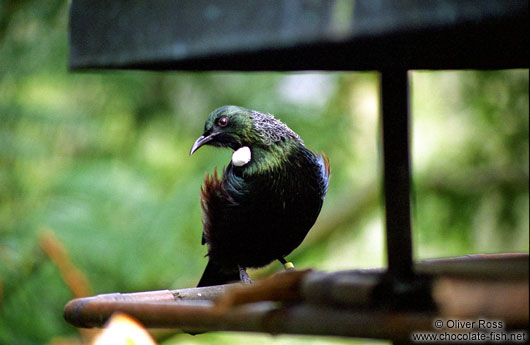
[249, 111, 302, 146]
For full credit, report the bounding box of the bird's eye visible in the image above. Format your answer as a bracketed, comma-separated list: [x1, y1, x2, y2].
[218, 116, 229, 127]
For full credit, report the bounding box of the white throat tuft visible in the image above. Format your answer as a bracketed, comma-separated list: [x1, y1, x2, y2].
[232, 146, 251, 166]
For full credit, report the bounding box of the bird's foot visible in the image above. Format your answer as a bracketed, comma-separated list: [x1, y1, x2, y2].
[238, 265, 253, 285]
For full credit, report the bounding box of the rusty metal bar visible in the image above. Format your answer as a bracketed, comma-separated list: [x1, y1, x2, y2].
[63, 255, 529, 341]
[64, 254, 529, 334]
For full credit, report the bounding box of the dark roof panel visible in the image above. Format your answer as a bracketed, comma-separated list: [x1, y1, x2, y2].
[69, 0, 529, 70]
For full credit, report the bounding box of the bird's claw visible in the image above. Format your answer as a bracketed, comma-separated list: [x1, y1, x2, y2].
[238, 265, 253, 285]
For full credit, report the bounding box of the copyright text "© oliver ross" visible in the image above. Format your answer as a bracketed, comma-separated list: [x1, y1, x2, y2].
[411, 319, 527, 343]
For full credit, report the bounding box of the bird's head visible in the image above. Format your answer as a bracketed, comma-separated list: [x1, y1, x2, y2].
[189, 106, 253, 155]
[190, 105, 301, 156]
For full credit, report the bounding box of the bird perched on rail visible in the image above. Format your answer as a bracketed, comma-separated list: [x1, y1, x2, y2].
[190, 105, 330, 287]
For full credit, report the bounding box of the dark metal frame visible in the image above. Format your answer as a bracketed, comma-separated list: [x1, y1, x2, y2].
[381, 70, 413, 283]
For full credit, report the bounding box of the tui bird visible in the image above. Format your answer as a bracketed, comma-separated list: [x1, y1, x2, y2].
[190, 106, 330, 287]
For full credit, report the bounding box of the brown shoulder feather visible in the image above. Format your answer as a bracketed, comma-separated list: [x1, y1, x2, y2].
[200, 168, 221, 245]
[320, 152, 331, 193]
[200, 167, 239, 246]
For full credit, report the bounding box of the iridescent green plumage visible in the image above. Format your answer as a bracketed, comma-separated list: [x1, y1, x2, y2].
[190, 106, 330, 286]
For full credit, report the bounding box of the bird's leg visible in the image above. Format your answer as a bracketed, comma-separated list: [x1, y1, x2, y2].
[278, 257, 295, 271]
[238, 265, 253, 285]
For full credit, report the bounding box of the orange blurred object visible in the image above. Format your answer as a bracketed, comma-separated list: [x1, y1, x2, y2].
[92, 312, 157, 345]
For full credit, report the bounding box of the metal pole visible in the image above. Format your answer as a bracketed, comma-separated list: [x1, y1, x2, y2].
[380, 69, 414, 282]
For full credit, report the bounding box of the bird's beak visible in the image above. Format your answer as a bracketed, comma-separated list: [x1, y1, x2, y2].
[190, 133, 216, 156]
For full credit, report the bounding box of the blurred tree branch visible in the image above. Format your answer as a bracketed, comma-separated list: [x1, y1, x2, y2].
[38, 228, 92, 298]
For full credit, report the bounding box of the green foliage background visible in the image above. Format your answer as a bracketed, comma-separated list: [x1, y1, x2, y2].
[0, 2, 528, 345]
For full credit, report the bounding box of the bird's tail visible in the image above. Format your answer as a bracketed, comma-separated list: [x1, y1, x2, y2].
[197, 259, 240, 287]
